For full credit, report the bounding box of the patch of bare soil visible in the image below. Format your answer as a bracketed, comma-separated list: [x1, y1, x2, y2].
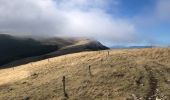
[144, 65, 158, 100]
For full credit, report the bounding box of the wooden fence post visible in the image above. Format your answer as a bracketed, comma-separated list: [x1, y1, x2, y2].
[31, 63, 33, 66]
[62, 76, 68, 98]
[89, 65, 92, 76]
[108, 51, 109, 56]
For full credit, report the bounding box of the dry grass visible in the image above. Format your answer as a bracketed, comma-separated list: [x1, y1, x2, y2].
[0, 48, 170, 100]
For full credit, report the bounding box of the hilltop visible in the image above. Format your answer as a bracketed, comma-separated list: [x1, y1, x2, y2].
[0, 48, 169, 100]
[0, 34, 108, 67]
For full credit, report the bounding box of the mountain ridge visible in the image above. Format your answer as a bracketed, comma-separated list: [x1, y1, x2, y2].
[0, 34, 109, 67]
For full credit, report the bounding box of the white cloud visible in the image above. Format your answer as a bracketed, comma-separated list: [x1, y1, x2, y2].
[0, 0, 64, 36]
[59, 10, 136, 42]
[0, 0, 137, 43]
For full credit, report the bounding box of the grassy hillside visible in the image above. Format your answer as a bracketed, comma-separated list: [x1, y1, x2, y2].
[0, 48, 169, 100]
[0, 34, 59, 66]
[0, 34, 108, 67]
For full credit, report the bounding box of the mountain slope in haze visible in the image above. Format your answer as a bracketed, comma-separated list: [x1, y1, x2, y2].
[0, 34, 59, 66]
[0, 48, 169, 100]
[0, 34, 108, 67]
[111, 45, 154, 49]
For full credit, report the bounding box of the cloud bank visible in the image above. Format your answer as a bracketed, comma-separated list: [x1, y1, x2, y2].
[0, 0, 137, 43]
[0, 0, 169, 45]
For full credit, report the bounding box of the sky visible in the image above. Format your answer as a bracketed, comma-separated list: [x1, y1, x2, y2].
[0, 0, 170, 46]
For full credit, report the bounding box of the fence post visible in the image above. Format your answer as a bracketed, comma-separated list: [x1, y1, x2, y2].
[62, 76, 68, 98]
[108, 51, 109, 56]
[89, 65, 92, 76]
[31, 63, 33, 66]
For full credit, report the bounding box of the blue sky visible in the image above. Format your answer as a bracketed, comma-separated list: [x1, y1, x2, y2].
[0, 0, 170, 46]
[107, 0, 170, 46]
[118, 0, 155, 17]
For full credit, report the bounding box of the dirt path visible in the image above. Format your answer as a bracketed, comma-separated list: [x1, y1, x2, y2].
[144, 65, 158, 100]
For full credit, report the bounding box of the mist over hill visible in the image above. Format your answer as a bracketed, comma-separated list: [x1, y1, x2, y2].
[0, 34, 108, 67]
[111, 45, 154, 49]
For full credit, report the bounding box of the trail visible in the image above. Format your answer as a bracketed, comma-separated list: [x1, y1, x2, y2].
[144, 65, 158, 100]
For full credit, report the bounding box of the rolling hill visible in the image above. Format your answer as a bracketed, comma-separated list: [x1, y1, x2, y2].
[0, 48, 169, 100]
[0, 34, 108, 67]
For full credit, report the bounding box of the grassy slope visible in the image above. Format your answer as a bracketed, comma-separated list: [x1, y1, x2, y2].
[0, 34, 108, 67]
[0, 48, 170, 100]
